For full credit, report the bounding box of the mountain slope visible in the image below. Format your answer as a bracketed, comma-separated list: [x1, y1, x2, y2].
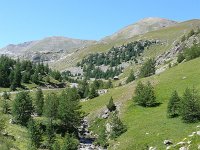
[81, 57, 200, 149]
[0, 36, 96, 61]
[102, 17, 177, 42]
[51, 19, 200, 71]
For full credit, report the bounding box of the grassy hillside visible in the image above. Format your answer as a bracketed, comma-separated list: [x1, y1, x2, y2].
[52, 19, 200, 71]
[81, 57, 200, 149]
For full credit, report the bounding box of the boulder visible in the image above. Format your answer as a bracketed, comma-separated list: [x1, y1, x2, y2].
[197, 131, 200, 135]
[179, 147, 188, 150]
[164, 140, 173, 145]
[106, 123, 112, 133]
[149, 147, 157, 150]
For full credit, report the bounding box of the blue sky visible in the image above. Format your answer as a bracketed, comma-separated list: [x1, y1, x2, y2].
[0, 0, 199, 47]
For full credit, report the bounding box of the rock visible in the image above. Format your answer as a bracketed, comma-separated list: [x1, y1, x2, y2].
[164, 140, 173, 145]
[179, 146, 188, 150]
[197, 131, 200, 135]
[197, 125, 200, 128]
[149, 147, 157, 150]
[198, 144, 200, 149]
[102, 113, 109, 119]
[101, 109, 109, 119]
[106, 123, 112, 133]
[176, 141, 186, 146]
[188, 132, 196, 137]
[166, 146, 171, 150]
[9, 118, 16, 124]
[182, 76, 187, 80]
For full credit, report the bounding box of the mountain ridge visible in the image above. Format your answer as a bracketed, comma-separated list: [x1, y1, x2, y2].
[101, 17, 177, 42]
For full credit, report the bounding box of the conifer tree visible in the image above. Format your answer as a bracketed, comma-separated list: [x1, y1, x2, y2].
[44, 93, 59, 120]
[12, 91, 33, 126]
[46, 119, 55, 148]
[58, 88, 82, 131]
[167, 90, 181, 118]
[88, 86, 99, 99]
[180, 87, 200, 123]
[35, 88, 44, 116]
[110, 112, 127, 139]
[107, 97, 116, 112]
[11, 62, 22, 89]
[139, 58, 155, 78]
[134, 81, 157, 107]
[126, 70, 135, 83]
[28, 119, 42, 148]
[61, 133, 79, 150]
[2, 91, 10, 114]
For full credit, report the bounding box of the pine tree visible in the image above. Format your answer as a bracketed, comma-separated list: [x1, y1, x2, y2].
[88, 86, 99, 99]
[52, 141, 60, 150]
[12, 62, 22, 87]
[44, 93, 59, 120]
[12, 91, 33, 126]
[110, 112, 127, 139]
[139, 58, 155, 78]
[95, 126, 108, 148]
[106, 79, 113, 89]
[126, 70, 135, 84]
[180, 88, 200, 123]
[31, 71, 39, 84]
[28, 119, 42, 148]
[107, 97, 116, 112]
[22, 71, 30, 83]
[46, 119, 55, 148]
[58, 89, 82, 132]
[2, 91, 10, 114]
[35, 88, 44, 116]
[61, 133, 79, 150]
[134, 81, 157, 107]
[167, 90, 181, 118]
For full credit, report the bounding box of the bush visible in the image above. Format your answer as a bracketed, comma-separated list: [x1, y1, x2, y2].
[184, 44, 200, 61]
[167, 90, 181, 118]
[134, 81, 157, 107]
[177, 53, 185, 63]
[180, 87, 200, 123]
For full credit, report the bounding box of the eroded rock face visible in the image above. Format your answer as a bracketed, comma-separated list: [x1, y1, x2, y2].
[155, 33, 200, 67]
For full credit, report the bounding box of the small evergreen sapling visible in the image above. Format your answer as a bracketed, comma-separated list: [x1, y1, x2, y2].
[167, 90, 181, 118]
[107, 97, 116, 112]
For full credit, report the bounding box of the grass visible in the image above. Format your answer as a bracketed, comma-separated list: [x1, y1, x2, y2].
[113, 57, 200, 149]
[81, 57, 200, 149]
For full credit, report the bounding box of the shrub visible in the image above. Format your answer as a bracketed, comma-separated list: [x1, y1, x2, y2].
[184, 44, 200, 61]
[177, 53, 185, 63]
